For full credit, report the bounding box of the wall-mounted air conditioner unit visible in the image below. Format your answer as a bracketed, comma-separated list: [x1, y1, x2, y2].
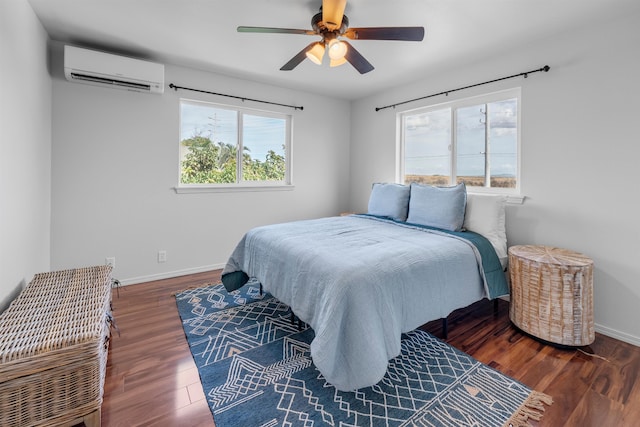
[64, 45, 164, 94]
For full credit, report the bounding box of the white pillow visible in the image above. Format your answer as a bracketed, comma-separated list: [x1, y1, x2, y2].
[463, 194, 508, 268]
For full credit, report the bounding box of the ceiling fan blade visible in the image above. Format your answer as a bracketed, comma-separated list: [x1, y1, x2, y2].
[237, 26, 315, 36]
[322, 0, 347, 30]
[344, 26, 425, 41]
[280, 42, 317, 71]
[343, 41, 374, 74]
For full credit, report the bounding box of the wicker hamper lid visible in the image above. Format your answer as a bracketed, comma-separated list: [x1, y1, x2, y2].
[0, 265, 112, 364]
[508, 245, 593, 267]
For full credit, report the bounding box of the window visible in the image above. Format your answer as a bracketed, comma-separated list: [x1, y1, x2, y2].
[178, 99, 292, 189]
[399, 89, 520, 194]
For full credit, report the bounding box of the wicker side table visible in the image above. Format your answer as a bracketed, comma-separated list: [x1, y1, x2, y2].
[509, 245, 594, 346]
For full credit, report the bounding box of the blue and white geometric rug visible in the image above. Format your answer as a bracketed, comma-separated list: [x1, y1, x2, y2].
[175, 283, 551, 427]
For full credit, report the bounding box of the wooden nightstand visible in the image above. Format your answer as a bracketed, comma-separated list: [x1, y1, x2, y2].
[508, 245, 594, 346]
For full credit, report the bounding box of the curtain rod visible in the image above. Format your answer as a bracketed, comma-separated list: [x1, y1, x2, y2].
[169, 83, 304, 111]
[375, 65, 550, 112]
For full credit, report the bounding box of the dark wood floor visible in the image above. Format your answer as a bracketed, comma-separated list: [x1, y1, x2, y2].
[101, 270, 640, 426]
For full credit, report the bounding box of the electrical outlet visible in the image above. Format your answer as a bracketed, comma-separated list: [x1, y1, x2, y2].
[106, 257, 115, 268]
[158, 250, 167, 263]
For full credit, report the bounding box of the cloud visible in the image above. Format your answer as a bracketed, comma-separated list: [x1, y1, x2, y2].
[405, 109, 451, 131]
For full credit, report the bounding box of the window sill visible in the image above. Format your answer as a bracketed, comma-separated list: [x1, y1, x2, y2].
[174, 184, 295, 194]
[506, 195, 525, 205]
[467, 190, 525, 205]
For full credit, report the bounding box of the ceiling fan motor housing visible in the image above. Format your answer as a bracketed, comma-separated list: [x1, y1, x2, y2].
[312, 12, 349, 36]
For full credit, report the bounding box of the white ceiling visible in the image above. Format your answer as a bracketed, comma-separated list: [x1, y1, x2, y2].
[28, 0, 638, 100]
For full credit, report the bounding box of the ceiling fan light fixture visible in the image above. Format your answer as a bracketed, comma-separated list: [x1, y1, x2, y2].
[328, 39, 347, 60]
[330, 56, 347, 67]
[306, 42, 325, 65]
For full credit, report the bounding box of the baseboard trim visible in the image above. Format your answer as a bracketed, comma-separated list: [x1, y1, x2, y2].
[595, 323, 640, 347]
[118, 264, 224, 286]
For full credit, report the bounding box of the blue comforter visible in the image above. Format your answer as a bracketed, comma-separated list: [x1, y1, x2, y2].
[222, 215, 508, 391]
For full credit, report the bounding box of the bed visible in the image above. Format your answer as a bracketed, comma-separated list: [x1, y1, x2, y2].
[221, 183, 509, 391]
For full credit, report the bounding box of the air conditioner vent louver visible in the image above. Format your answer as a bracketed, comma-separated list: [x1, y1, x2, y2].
[70, 73, 152, 91]
[64, 46, 164, 94]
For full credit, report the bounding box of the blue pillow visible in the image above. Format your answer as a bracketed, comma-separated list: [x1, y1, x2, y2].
[407, 183, 467, 231]
[367, 183, 410, 221]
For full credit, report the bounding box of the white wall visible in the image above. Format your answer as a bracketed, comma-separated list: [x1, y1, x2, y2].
[349, 11, 640, 345]
[0, 0, 52, 311]
[7, 0, 637, 347]
[50, 42, 351, 284]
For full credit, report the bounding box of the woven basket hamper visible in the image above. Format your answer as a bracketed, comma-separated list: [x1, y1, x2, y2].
[509, 245, 594, 346]
[0, 266, 112, 427]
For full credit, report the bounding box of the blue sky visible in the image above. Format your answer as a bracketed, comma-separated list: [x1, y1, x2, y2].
[404, 98, 517, 177]
[181, 99, 516, 177]
[180, 102, 285, 161]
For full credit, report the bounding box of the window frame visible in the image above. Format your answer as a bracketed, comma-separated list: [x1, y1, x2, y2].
[176, 98, 293, 193]
[397, 88, 521, 197]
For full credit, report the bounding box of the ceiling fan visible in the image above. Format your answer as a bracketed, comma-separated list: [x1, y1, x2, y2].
[237, 0, 425, 74]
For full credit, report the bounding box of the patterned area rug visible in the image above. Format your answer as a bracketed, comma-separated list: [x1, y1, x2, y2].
[175, 283, 551, 427]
